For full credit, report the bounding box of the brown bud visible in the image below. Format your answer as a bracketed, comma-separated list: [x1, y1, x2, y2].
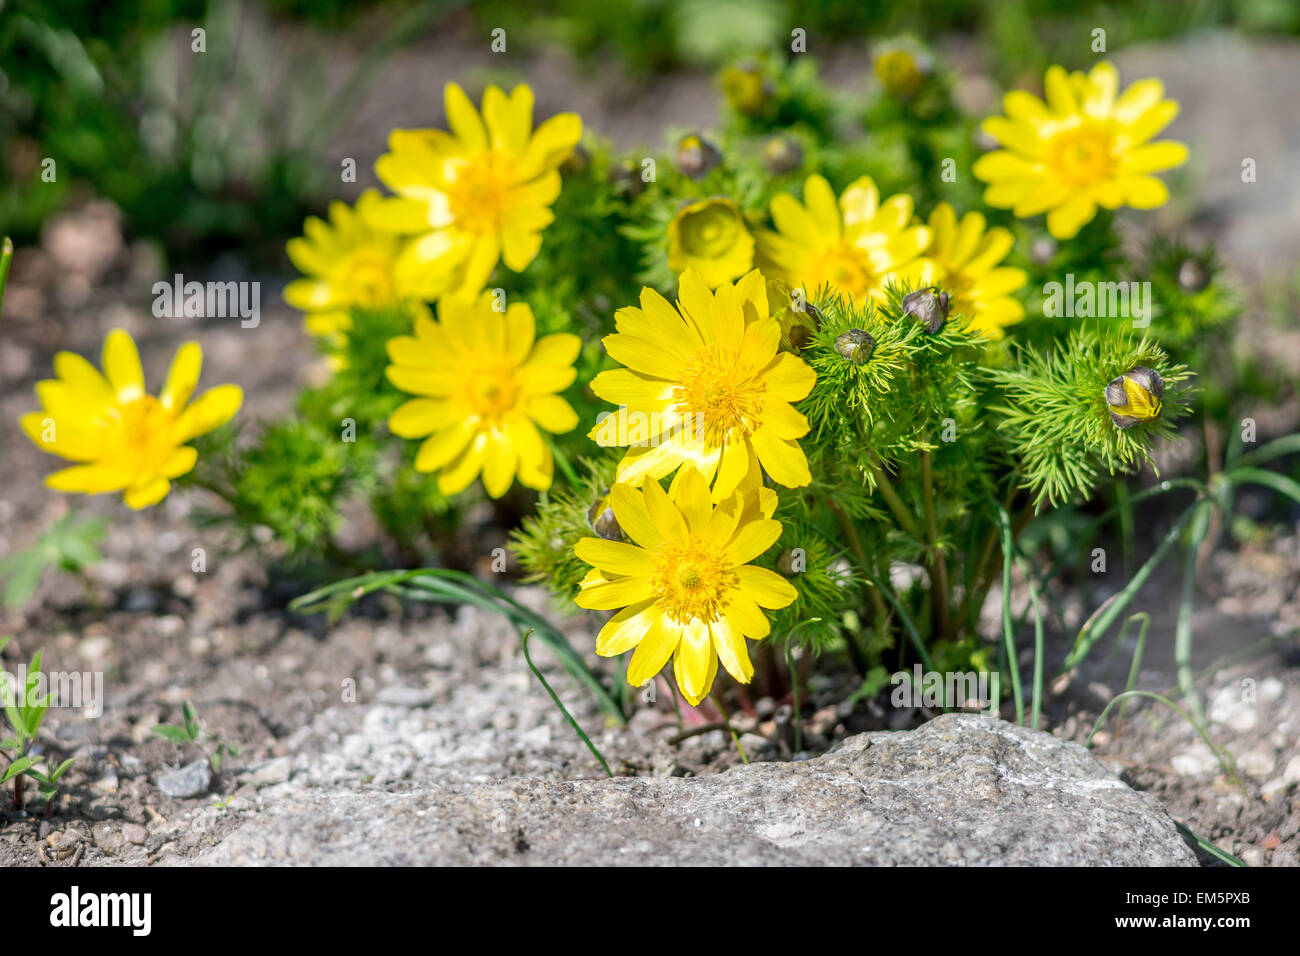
[675, 134, 721, 181]
[834, 329, 874, 364]
[762, 135, 804, 175]
[902, 286, 950, 333]
[587, 495, 624, 541]
[609, 158, 646, 199]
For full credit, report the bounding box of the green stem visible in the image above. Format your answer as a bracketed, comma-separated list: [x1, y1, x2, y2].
[0, 237, 12, 322]
[867, 454, 923, 539]
[521, 629, 612, 778]
[709, 694, 748, 764]
[785, 644, 803, 753]
[1175, 501, 1212, 725]
[826, 498, 874, 675]
[919, 449, 950, 641]
[1115, 613, 1150, 734]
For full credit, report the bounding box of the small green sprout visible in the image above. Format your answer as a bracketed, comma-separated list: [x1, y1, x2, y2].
[152, 701, 241, 771]
[0, 637, 75, 813]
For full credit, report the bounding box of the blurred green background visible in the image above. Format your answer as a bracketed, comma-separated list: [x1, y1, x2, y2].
[4, 0, 1298, 266]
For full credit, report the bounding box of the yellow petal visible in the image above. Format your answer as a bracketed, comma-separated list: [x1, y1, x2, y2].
[625, 609, 677, 688]
[575, 537, 652, 577]
[414, 419, 477, 472]
[710, 616, 753, 684]
[436, 431, 488, 495]
[389, 398, 453, 438]
[444, 82, 487, 152]
[724, 517, 782, 566]
[176, 385, 242, 441]
[735, 565, 798, 608]
[160, 342, 202, 412]
[674, 620, 715, 705]
[124, 477, 171, 510]
[595, 599, 659, 657]
[750, 428, 811, 487]
[480, 432, 517, 498]
[102, 329, 145, 402]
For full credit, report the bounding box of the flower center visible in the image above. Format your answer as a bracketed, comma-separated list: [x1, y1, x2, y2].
[106, 395, 176, 468]
[672, 347, 764, 446]
[446, 152, 518, 234]
[1046, 121, 1115, 186]
[465, 364, 520, 422]
[340, 250, 396, 307]
[651, 537, 736, 625]
[809, 244, 876, 301]
[679, 204, 740, 257]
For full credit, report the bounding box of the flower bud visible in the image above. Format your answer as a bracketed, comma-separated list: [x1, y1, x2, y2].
[901, 286, 950, 333]
[675, 134, 721, 181]
[1177, 259, 1209, 293]
[560, 144, 590, 177]
[1030, 237, 1057, 265]
[609, 158, 646, 199]
[776, 548, 801, 576]
[835, 329, 874, 364]
[721, 63, 770, 115]
[762, 135, 803, 175]
[874, 48, 928, 99]
[587, 494, 625, 541]
[1105, 366, 1164, 429]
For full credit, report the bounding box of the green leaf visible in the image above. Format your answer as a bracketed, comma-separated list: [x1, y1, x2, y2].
[182, 701, 200, 738]
[152, 724, 195, 744]
[2, 755, 37, 782]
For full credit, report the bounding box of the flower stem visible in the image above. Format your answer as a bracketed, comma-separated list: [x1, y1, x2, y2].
[867, 453, 923, 540]
[0, 237, 12, 322]
[919, 449, 950, 641]
[709, 693, 748, 764]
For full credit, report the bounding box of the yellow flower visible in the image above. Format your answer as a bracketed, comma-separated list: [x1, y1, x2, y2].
[365, 83, 582, 301]
[667, 197, 754, 289]
[574, 467, 796, 706]
[920, 202, 1027, 338]
[385, 293, 580, 497]
[973, 61, 1188, 240]
[758, 174, 931, 307]
[284, 190, 438, 341]
[589, 268, 816, 499]
[21, 330, 242, 509]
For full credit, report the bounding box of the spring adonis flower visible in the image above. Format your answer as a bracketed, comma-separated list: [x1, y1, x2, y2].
[667, 197, 754, 289]
[284, 190, 440, 342]
[22, 330, 242, 509]
[973, 61, 1188, 240]
[589, 268, 815, 498]
[757, 174, 931, 307]
[385, 293, 579, 497]
[365, 83, 582, 301]
[919, 202, 1027, 338]
[574, 467, 796, 705]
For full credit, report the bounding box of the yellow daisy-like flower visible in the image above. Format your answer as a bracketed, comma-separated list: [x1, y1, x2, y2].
[365, 83, 582, 301]
[21, 330, 242, 509]
[973, 61, 1188, 240]
[385, 293, 580, 497]
[575, 467, 797, 706]
[920, 202, 1027, 339]
[667, 197, 754, 289]
[757, 174, 931, 307]
[284, 190, 438, 341]
[589, 268, 816, 499]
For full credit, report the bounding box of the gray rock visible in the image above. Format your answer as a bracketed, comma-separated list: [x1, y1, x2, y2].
[156, 760, 212, 799]
[190, 715, 1195, 866]
[122, 823, 148, 846]
[241, 757, 292, 789]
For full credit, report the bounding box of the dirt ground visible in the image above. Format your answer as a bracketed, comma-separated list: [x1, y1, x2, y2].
[0, 22, 1297, 867]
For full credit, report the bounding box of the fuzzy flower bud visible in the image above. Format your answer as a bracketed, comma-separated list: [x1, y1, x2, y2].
[1105, 366, 1164, 429]
[587, 495, 625, 541]
[675, 134, 722, 181]
[902, 286, 950, 333]
[609, 158, 646, 199]
[721, 63, 770, 115]
[874, 48, 928, 99]
[835, 329, 875, 364]
[762, 135, 804, 175]
[1177, 259, 1209, 293]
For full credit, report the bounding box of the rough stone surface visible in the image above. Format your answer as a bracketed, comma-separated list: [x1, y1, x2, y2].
[156, 759, 212, 799]
[190, 714, 1196, 866]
